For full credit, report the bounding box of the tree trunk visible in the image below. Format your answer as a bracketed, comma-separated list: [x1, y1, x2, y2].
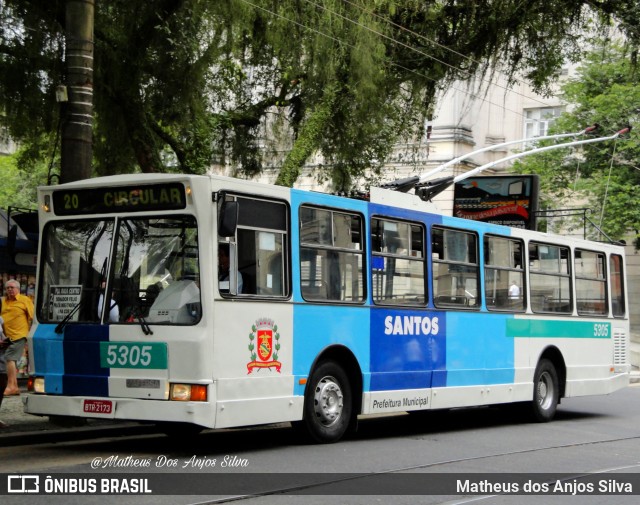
[60, 0, 95, 183]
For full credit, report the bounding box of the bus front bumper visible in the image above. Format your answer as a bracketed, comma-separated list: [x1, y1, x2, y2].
[22, 393, 217, 429]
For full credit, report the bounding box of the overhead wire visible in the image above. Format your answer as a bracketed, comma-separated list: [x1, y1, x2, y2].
[336, 0, 559, 109]
[599, 137, 620, 231]
[238, 0, 538, 122]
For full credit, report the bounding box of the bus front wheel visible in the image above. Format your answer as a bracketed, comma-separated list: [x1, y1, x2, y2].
[302, 361, 353, 443]
[531, 359, 559, 422]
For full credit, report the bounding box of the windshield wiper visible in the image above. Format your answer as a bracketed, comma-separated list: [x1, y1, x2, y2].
[131, 307, 153, 336]
[54, 300, 82, 334]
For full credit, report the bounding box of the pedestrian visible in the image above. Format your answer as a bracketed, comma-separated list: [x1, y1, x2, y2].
[1, 280, 34, 396]
[0, 312, 9, 428]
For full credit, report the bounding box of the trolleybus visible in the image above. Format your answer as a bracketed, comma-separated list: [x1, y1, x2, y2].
[24, 173, 630, 442]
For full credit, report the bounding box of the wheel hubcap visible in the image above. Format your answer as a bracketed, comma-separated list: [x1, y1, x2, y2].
[537, 371, 553, 410]
[313, 375, 344, 427]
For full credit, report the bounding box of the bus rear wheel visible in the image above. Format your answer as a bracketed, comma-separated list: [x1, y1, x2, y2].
[302, 361, 353, 443]
[531, 359, 559, 422]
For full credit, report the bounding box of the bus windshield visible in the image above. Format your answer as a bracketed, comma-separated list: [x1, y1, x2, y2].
[37, 215, 200, 326]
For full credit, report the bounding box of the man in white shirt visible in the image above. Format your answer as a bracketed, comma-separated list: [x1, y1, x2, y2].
[98, 281, 119, 322]
[508, 281, 521, 300]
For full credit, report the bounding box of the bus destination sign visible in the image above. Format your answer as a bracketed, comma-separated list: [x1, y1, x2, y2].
[52, 183, 187, 216]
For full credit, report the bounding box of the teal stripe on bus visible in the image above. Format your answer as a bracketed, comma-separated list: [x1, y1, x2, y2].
[506, 319, 611, 339]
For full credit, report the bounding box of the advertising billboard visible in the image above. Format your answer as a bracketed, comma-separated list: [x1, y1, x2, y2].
[453, 175, 539, 230]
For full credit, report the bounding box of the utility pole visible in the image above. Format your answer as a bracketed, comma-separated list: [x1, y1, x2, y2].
[60, 0, 95, 183]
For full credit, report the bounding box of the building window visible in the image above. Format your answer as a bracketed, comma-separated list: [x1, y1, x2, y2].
[524, 107, 564, 139]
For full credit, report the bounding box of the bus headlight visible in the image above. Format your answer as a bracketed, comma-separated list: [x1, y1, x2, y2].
[29, 377, 46, 393]
[169, 384, 207, 402]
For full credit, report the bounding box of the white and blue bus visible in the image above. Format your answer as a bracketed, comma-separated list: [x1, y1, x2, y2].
[24, 174, 630, 442]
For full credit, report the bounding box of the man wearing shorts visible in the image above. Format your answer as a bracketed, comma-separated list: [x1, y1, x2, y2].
[1, 280, 33, 396]
[0, 314, 9, 427]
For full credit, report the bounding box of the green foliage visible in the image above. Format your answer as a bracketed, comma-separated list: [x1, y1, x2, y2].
[0, 152, 47, 209]
[1, 0, 639, 189]
[514, 42, 640, 240]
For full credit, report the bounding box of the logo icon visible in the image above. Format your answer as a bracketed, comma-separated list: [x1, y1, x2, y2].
[8, 475, 40, 493]
[247, 318, 281, 374]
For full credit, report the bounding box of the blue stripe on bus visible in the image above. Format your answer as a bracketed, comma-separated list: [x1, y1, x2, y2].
[32, 325, 65, 394]
[370, 308, 446, 391]
[434, 217, 516, 386]
[369, 310, 515, 390]
[288, 197, 519, 393]
[63, 325, 110, 396]
[32, 324, 110, 396]
[444, 312, 515, 386]
[292, 304, 371, 396]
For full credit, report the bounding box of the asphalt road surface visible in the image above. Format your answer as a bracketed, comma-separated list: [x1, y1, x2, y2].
[2, 383, 640, 505]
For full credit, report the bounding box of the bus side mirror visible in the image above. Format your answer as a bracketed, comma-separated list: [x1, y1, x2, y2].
[218, 200, 238, 237]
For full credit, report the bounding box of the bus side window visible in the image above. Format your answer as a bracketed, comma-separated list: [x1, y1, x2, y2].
[610, 254, 625, 317]
[575, 249, 606, 315]
[219, 195, 288, 298]
[299, 206, 364, 303]
[484, 235, 525, 312]
[432, 226, 479, 309]
[529, 242, 572, 314]
[237, 229, 256, 294]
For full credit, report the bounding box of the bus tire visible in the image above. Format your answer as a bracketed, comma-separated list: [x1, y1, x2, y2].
[531, 359, 559, 422]
[302, 361, 353, 444]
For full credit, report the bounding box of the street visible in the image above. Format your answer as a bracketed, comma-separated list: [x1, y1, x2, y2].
[1, 383, 640, 504]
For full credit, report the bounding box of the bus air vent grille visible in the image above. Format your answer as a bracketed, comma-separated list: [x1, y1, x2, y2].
[613, 330, 628, 365]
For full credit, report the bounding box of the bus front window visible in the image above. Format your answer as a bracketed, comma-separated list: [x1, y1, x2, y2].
[111, 216, 201, 325]
[37, 220, 115, 323]
[37, 216, 201, 327]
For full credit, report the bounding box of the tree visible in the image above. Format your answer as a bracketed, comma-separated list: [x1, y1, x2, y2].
[0, 151, 48, 209]
[514, 41, 640, 241]
[1, 1, 638, 190]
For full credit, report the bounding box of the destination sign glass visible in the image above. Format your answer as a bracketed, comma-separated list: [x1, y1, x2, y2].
[52, 183, 187, 215]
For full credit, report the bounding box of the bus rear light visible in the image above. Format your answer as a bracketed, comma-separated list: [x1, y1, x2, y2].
[169, 384, 207, 402]
[30, 377, 45, 393]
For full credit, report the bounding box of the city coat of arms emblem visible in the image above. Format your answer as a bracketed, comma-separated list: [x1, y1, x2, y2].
[247, 318, 281, 374]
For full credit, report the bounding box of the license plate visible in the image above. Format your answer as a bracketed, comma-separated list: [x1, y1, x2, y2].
[82, 399, 114, 415]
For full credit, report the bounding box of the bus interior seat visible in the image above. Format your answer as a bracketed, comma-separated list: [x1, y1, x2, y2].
[302, 282, 328, 300]
[434, 295, 469, 306]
